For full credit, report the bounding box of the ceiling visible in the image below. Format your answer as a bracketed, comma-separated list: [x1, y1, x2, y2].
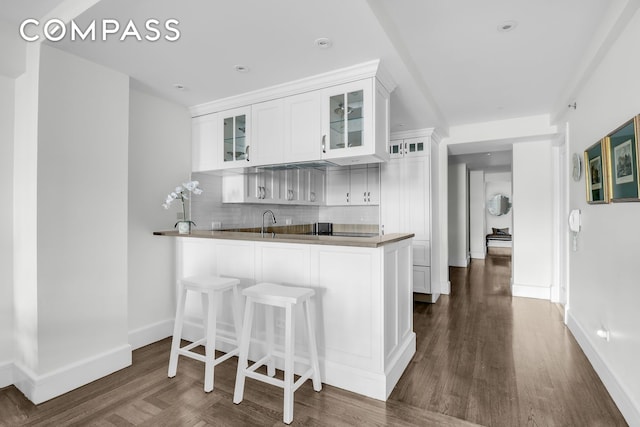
[0, 0, 624, 152]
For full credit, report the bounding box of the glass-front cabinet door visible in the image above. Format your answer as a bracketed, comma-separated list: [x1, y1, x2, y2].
[322, 80, 372, 159]
[220, 107, 251, 166]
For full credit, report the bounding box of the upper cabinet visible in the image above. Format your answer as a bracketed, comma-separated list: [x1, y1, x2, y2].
[326, 164, 380, 206]
[284, 91, 323, 163]
[190, 60, 395, 172]
[220, 107, 251, 168]
[389, 136, 428, 159]
[321, 79, 390, 165]
[252, 99, 285, 166]
[192, 113, 218, 172]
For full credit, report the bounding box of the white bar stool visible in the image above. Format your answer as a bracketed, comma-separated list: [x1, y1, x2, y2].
[233, 282, 322, 425]
[168, 275, 242, 393]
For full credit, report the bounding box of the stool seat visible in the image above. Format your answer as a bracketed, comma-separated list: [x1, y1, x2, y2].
[182, 275, 240, 291]
[234, 282, 322, 424]
[242, 282, 314, 305]
[168, 275, 242, 393]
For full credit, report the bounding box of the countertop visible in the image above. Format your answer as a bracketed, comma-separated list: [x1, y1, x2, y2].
[153, 230, 414, 248]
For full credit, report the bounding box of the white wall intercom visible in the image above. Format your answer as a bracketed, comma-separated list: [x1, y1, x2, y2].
[569, 209, 581, 251]
[569, 209, 581, 233]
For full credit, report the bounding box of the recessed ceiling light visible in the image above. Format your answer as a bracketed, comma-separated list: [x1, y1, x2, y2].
[234, 64, 250, 73]
[497, 20, 518, 32]
[314, 37, 332, 49]
[486, 153, 492, 156]
[173, 83, 185, 90]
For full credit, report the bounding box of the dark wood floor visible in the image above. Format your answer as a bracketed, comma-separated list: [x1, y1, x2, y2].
[1, 255, 627, 426]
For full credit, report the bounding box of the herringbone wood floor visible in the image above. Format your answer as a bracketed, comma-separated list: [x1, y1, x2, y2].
[0, 255, 627, 426]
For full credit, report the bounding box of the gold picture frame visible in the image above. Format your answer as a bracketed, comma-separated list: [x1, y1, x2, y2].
[584, 139, 609, 204]
[605, 115, 640, 202]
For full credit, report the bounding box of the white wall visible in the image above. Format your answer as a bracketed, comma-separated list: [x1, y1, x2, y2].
[469, 170, 485, 259]
[128, 89, 191, 348]
[11, 44, 131, 403]
[36, 44, 130, 373]
[432, 137, 449, 294]
[0, 75, 15, 374]
[512, 141, 552, 299]
[485, 171, 512, 234]
[448, 163, 469, 267]
[561, 6, 640, 424]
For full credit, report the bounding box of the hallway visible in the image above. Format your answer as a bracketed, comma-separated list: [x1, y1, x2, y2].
[390, 255, 627, 426]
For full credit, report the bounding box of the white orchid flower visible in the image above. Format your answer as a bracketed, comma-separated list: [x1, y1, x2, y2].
[170, 192, 178, 199]
[182, 181, 196, 191]
[175, 186, 183, 193]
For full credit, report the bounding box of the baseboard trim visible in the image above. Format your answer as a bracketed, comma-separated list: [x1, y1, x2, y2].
[566, 310, 639, 426]
[13, 344, 132, 404]
[0, 360, 13, 388]
[511, 283, 550, 300]
[470, 251, 486, 259]
[449, 258, 469, 268]
[384, 332, 416, 399]
[129, 319, 174, 350]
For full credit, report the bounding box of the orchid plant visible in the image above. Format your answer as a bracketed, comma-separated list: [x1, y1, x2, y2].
[162, 180, 203, 229]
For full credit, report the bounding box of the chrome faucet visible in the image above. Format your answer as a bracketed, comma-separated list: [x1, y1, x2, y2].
[261, 210, 277, 238]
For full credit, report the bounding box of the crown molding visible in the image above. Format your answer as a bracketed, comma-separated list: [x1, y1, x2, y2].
[190, 59, 395, 118]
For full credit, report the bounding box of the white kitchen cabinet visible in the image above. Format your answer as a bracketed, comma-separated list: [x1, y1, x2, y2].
[321, 79, 390, 165]
[326, 168, 350, 205]
[413, 266, 431, 294]
[190, 61, 395, 170]
[389, 137, 428, 159]
[294, 168, 325, 205]
[284, 91, 322, 163]
[381, 135, 432, 295]
[192, 113, 219, 172]
[222, 170, 279, 203]
[326, 165, 379, 206]
[252, 99, 284, 166]
[220, 106, 251, 168]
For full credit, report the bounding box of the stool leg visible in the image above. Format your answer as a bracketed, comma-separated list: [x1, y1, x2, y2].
[233, 297, 254, 404]
[304, 298, 322, 392]
[231, 285, 243, 347]
[203, 290, 218, 392]
[265, 305, 276, 377]
[168, 283, 187, 378]
[283, 303, 295, 424]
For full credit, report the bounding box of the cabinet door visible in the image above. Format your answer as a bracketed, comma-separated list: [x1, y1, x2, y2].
[380, 159, 403, 234]
[413, 266, 431, 294]
[322, 80, 373, 160]
[192, 114, 219, 172]
[252, 99, 284, 166]
[403, 156, 430, 237]
[284, 91, 322, 163]
[349, 167, 368, 206]
[404, 137, 428, 157]
[220, 107, 251, 167]
[389, 139, 403, 159]
[309, 168, 325, 205]
[367, 164, 380, 205]
[326, 168, 350, 205]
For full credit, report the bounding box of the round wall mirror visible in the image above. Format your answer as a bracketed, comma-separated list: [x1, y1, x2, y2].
[487, 194, 512, 216]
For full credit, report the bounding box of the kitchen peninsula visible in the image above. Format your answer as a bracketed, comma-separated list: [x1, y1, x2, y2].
[155, 230, 415, 400]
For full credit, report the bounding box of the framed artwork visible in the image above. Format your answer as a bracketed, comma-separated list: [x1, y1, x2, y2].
[584, 139, 609, 204]
[606, 116, 640, 202]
